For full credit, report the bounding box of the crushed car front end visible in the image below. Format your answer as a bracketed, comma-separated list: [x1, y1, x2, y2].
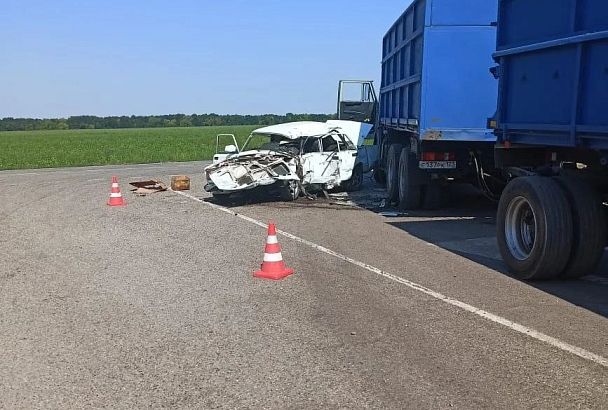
[204, 151, 300, 196]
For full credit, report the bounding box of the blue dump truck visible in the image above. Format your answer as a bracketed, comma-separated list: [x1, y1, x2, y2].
[338, 0, 499, 209]
[339, 0, 608, 280]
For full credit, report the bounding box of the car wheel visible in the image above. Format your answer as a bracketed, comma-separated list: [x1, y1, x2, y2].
[280, 180, 301, 201]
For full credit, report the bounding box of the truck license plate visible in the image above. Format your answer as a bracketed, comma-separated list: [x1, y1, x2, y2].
[419, 161, 457, 169]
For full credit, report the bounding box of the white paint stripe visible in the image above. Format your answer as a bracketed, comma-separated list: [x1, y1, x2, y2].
[263, 252, 283, 262]
[171, 189, 608, 369]
[267, 235, 278, 244]
[112, 183, 119, 188]
[110, 193, 122, 198]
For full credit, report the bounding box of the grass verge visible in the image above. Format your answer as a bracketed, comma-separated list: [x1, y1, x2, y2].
[0, 125, 257, 170]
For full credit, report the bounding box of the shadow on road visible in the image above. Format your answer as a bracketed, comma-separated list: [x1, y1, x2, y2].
[379, 183, 608, 318]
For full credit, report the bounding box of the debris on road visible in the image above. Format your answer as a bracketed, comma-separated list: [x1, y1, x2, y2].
[129, 180, 168, 196]
[328, 192, 349, 199]
[327, 192, 358, 207]
[170, 175, 191, 191]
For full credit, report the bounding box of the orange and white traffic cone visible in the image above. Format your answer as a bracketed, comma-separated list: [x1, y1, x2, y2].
[107, 176, 126, 207]
[254, 223, 294, 280]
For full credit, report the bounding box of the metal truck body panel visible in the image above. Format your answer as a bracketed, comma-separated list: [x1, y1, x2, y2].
[380, 0, 498, 142]
[494, 0, 608, 149]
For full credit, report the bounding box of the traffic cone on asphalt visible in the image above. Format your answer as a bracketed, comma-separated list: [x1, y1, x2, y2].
[107, 176, 126, 207]
[254, 223, 294, 280]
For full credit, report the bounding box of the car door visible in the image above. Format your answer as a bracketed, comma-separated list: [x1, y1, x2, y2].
[213, 134, 240, 164]
[301, 136, 341, 185]
[334, 133, 358, 181]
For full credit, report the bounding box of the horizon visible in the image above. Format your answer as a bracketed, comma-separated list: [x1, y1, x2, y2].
[1, 111, 336, 121]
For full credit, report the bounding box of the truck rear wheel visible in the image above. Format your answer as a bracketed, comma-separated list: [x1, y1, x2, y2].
[497, 176, 573, 280]
[554, 176, 606, 278]
[398, 148, 422, 210]
[385, 144, 402, 202]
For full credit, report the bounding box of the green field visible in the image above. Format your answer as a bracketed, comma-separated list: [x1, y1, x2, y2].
[0, 126, 258, 170]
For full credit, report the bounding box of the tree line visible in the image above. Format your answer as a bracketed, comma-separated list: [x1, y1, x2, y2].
[0, 113, 336, 132]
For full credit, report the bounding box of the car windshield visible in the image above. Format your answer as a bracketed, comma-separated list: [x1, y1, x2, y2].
[241, 133, 301, 156]
[241, 134, 272, 151]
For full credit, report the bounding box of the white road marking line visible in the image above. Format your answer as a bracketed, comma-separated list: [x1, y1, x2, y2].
[172, 189, 608, 369]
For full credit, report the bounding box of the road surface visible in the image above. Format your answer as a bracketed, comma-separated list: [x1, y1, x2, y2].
[1, 162, 607, 408]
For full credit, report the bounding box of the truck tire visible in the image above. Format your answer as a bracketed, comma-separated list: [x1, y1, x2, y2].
[554, 176, 606, 279]
[497, 176, 573, 280]
[398, 148, 422, 210]
[344, 164, 364, 192]
[385, 144, 402, 202]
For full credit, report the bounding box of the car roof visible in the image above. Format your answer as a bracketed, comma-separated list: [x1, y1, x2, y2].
[252, 122, 337, 140]
[252, 120, 373, 146]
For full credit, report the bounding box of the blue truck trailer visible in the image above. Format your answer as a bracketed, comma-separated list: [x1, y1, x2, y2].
[338, 0, 500, 209]
[493, 0, 608, 280]
[339, 0, 608, 280]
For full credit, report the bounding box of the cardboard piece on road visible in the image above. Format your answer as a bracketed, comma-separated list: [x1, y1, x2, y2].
[171, 175, 191, 191]
[129, 180, 168, 196]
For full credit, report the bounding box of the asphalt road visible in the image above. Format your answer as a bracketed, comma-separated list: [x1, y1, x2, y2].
[1, 162, 607, 408]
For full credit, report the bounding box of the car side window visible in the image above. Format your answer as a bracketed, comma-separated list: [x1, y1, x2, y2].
[321, 136, 339, 152]
[337, 134, 356, 151]
[302, 138, 320, 153]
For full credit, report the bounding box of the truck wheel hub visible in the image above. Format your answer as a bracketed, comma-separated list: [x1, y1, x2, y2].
[505, 196, 537, 261]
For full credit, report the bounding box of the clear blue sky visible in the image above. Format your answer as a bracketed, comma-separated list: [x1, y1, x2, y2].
[1, 1, 412, 118]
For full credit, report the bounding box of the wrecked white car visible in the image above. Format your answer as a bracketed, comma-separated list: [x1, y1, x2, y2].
[204, 121, 374, 200]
